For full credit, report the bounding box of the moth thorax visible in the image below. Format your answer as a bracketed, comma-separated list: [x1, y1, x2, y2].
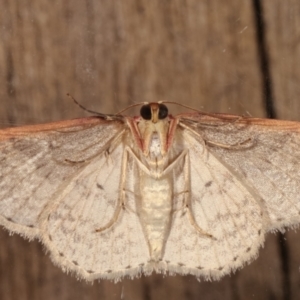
[149, 132, 162, 157]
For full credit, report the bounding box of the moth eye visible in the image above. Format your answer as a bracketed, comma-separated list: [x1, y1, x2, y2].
[158, 104, 168, 119]
[140, 104, 152, 120]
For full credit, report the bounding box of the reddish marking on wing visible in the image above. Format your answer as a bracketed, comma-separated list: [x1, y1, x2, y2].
[179, 113, 300, 132]
[166, 117, 179, 152]
[126, 117, 143, 151]
[0, 117, 124, 140]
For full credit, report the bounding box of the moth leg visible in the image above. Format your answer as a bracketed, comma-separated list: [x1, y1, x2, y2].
[95, 146, 129, 233]
[182, 151, 215, 239]
[160, 149, 188, 177]
[205, 138, 254, 150]
[172, 190, 189, 213]
[124, 146, 153, 176]
[120, 189, 140, 214]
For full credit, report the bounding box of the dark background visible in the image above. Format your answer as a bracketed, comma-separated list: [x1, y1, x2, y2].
[0, 1, 300, 299]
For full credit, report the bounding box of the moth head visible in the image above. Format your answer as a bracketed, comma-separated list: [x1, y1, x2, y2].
[140, 103, 168, 124]
[136, 102, 170, 156]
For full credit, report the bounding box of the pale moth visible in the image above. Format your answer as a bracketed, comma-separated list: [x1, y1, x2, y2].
[0, 101, 300, 282]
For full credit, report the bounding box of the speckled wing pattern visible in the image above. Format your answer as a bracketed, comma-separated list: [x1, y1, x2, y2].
[160, 127, 264, 279]
[0, 118, 121, 237]
[180, 114, 300, 231]
[40, 131, 151, 281]
[1, 110, 300, 282]
[159, 114, 300, 279]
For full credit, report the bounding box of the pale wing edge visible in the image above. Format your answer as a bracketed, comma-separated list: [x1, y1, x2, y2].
[0, 216, 39, 239]
[45, 247, 263, 282]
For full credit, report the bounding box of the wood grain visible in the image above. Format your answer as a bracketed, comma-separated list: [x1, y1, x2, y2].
[0, 0, 299, 299]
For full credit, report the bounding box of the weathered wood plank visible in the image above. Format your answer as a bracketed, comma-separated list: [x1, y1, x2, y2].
[263, 0, 300, 121]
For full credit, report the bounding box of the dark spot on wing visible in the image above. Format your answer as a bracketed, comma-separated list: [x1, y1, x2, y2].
[196, 266, 203, 269]
[13, 142, 30, 152]
[106, 270, 112, 273]
[59, 252, 64, 257]
[97, 183, 104, 190]
[35, 162, 47, 170]
[181, 211, 187, 217]
[178, 262, 185, 267]
[27, 224, 34, 228]
[218, 266, 224, 271]
[48, 235, 52, 241]
[246, 247, 251, 252]
[261, 157, 271, 164]
[233, 256, 238, 261]
[125, 265, 131, 269]
[87, 270, 95, 274]
[205, 181, 213, 187]
[277, 217, 283, 221]
[241, 170, 248, 178]
[72, 261, 78, 266]
[48, 142, 55, 150]
[5, 217, 13, 222]
[258, 229, 261, 235]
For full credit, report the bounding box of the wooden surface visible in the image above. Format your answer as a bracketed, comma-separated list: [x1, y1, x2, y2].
[0, 1, 299, 299]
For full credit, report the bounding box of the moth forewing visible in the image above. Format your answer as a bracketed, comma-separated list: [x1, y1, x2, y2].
[181, 114, 300, 230]
[0, 117, 125, 238]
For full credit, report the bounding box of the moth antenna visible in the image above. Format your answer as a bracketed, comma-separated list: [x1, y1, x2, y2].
[115, 102, 148, 115]
[67, 93, 103, 115]
[160, 101, 203, 113]
[115, 101, 198, 115]
[160, 100, 237, 120]
[66, 93, 122, 120]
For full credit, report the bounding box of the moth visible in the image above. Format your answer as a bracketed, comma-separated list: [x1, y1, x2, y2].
[0, 101, 300, 282]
